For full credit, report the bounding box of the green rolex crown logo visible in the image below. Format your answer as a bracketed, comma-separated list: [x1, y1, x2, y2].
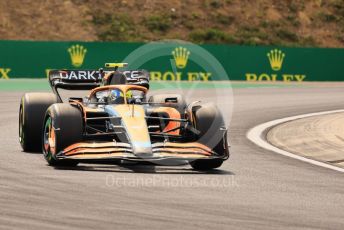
[267, 49, 285, 71]
[68, 44, 87, 67]
[172, 47, 190, 69]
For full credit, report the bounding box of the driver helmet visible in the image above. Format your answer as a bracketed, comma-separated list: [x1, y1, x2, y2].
[109, 89, 122, 102]
[109, 89, 134, 104]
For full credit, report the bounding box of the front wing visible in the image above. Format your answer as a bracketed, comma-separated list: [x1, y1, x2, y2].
[55, 141, 227, 162]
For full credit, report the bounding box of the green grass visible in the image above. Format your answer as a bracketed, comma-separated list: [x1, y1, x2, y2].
[143, 14, 172, 33]
[87, 1, 344, 47]
[92, 12, 137, 41]
[0, 79, 304, 92]
[0, 79, 50, 91]
[189, 29, 236, 44]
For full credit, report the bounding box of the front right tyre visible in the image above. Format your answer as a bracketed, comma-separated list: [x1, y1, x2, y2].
[43, 104, 83, 167]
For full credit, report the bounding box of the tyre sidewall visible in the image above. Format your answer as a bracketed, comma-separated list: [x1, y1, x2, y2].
[19, 93, 58, 152]
[43, 104, 83, 165]
[192, 102, 226, 151]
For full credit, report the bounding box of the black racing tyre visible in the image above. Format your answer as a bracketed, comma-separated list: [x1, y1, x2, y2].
[189, 103, 229, 170]
[19, 93, 58, 152]
[189, 158, 224, 171]
[148, 94, 187, 113]
[42, 104, 83, 167]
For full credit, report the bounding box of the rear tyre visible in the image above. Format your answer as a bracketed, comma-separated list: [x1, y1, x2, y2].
[189, 103, 228, 170]
[19, 93, 58, 152]
[42, 104, 83, 167]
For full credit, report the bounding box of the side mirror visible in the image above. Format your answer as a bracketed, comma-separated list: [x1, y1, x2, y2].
[69, 97, 83, 103]
[133, 95, 144, 104]
[83, 97, 89, 103]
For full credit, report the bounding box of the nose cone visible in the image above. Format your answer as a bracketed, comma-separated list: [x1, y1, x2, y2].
[131, 141, 152, 157]
[105, 104, 152, 157]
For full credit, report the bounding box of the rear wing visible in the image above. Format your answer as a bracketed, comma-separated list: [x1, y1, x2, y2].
[48, 66, 150, 102]
[49, 69, 150, 90]
[49, 70, 103, 90]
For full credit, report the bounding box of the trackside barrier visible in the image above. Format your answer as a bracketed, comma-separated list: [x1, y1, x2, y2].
[0, 40, 343, 81]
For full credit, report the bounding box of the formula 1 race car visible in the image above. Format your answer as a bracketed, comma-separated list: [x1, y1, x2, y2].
[19, 63, 229, 170]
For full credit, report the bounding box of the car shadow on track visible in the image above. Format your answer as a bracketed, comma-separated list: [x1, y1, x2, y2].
[53, 164, 234, 175]
[22, 150, 42, 154]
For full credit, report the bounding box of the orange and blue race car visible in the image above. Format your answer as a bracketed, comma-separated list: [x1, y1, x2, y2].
[19, 63, 229, 170]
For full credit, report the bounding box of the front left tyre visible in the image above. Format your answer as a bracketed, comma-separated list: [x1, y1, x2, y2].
[19, 93, 58, 152]
[42, 104, 83, 166]
[188, 102, 229, 171]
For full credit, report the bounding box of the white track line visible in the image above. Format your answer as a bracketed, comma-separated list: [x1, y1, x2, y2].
[247, 109, 344, 173]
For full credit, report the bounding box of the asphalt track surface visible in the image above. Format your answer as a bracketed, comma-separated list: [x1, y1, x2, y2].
[1, 82, 344, 230]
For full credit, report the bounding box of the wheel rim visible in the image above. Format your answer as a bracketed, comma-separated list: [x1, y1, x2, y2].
[43, 117, 56, 160]
[19, 106, 24, 145]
